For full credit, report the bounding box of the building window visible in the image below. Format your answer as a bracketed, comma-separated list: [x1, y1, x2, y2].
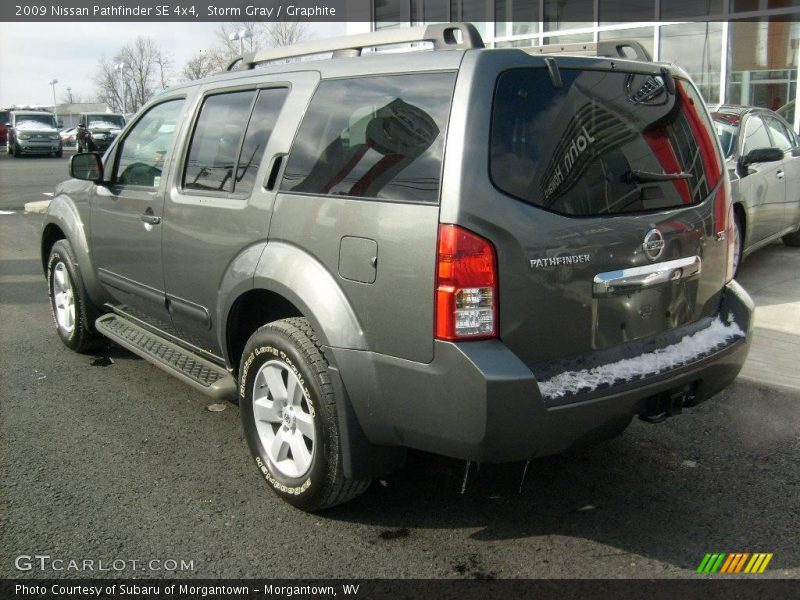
[660, 22, 723, 103]
[660, 0, 723, 19]
[732, 0, 800, 12]
[544, 0, 595, 31]
[599, 0, 655, 25]
[495, 0, 538, 38]
[727, 19, 800, 114]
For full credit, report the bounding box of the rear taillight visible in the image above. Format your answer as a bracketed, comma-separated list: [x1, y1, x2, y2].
[677, 80, 734, 282]
[435, 224, 498, 341]
[722, 185, 736, 283]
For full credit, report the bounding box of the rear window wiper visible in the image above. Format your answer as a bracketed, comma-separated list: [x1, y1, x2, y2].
[622, 170, 693, 184]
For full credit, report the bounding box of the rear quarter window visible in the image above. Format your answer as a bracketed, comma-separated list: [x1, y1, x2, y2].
[490, 68, 721, 216]
[280, 72, 456, 203]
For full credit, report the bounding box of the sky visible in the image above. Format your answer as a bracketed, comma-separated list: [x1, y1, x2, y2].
[0, 21, 346, 107]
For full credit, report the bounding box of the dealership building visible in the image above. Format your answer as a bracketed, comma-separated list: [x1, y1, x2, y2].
[349, 1, 800, 128]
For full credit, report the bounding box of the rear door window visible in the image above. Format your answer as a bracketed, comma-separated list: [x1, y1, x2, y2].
[281, 73, 456, 203]
[184, 90, 257, 194]
[490, 68, 721, 216]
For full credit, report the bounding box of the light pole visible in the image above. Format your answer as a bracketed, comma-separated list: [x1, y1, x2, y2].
[48, 79, 58, 124]
[115, 63, 127, 115]
[66, 86, 72, 103]
[229, 29, 252, 56]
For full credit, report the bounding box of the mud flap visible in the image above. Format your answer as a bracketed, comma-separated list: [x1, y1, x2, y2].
[327, 364, 406, 480]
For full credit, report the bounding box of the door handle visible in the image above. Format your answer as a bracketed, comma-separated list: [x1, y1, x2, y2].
[141, 213, 161, 225]
[777, 170, 785, 179]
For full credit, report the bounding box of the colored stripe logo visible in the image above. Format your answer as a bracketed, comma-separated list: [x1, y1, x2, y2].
[697, 553, 773, 574]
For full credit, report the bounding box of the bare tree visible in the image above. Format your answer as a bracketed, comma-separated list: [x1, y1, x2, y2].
[179, 20, 310, 82]
[182, 51, 219, 81]
[95, 36, 172, 114]
[265, 21, 310, 48]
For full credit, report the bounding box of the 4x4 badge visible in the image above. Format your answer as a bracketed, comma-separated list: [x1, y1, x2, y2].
[643, 229, 665, 261]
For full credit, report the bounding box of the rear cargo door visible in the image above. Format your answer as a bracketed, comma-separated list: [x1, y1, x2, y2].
[486, 66, 728, 368]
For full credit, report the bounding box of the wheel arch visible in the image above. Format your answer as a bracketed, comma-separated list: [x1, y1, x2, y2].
[218, 241, 366, 371]
[733, 201, 748, 251]
[41, 194, 107, 307]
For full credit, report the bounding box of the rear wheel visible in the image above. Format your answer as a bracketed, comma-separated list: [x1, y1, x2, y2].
[239, 317, 370, 511]
[47, 240, 102, 352]
[783, 228, 800, 247]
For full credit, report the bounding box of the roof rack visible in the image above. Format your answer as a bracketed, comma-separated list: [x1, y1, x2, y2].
[525, 40, 652, 62]
[228, 22, 484, 71]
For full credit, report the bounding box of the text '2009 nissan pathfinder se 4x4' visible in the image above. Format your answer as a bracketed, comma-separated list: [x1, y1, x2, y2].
[42, 24, 753, 511]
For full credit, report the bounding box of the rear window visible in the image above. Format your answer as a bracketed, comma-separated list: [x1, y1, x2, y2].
[490, 68, 721, 216]
[281, 73, 455, 203]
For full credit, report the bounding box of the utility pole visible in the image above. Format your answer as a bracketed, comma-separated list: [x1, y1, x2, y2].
[48, 79, 59, 124]
[115, 63, 127, 115]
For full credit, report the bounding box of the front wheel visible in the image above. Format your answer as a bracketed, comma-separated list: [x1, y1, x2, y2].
[47, 240, 102, 352]
[239, 318, 370, 511]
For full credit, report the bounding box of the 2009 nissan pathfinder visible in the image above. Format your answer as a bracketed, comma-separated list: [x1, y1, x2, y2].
[41, 24, 754, 511]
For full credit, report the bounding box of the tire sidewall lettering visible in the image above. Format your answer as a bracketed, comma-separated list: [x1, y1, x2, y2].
[242, 343, 317, 496]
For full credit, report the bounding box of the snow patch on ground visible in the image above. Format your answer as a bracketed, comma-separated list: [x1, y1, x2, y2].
[539, 316, 744, 399]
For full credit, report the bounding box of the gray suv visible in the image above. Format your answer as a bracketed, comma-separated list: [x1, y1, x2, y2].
[41, 24, 755, 511]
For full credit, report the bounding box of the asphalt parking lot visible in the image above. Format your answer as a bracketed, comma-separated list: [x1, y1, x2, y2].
[1, 153, 799, 579]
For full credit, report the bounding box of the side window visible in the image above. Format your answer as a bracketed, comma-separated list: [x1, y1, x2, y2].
[766, 117, 794, 152]
[281, 72, 456, 203]
[742, 115, 772, 156]
[183, 90, 256, 193]
[234, 88, 289, 195]
[114, 99, 184, 187]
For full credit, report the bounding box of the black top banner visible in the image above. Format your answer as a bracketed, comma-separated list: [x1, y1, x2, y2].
[3, 0, 799, 22]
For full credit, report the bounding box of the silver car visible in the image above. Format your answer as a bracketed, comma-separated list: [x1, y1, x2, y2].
[712, 105, 800, 273]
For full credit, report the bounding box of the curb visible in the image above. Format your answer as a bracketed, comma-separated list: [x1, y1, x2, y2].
[24, 200, 51, 214]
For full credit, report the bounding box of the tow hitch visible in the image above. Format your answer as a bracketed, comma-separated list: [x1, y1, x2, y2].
[639, 384, 697, 424]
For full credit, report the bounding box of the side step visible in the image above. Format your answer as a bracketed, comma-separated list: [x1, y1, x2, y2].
[95, 313, 236, 400]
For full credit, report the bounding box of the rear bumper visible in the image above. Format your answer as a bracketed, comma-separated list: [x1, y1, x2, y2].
[334, 280, 753, 462]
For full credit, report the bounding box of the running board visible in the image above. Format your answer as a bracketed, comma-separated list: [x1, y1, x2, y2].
[95, 313, 236, 400]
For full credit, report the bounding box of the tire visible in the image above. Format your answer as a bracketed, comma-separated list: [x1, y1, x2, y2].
[7, 142, 13, 156]
[783, 228, 800, 247]
[239, 317, 371, 511]
[46, 240, 102, 353]
[54, 149, 63, 158]
[12, 142, 22, 157]
[732, 210, 744, 276]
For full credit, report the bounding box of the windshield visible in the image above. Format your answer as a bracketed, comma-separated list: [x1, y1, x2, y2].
[88, 115, 125, 129]
[712, 119, 738, 158]
[490, 69, 721, 216]
[15, 114, 57, 130]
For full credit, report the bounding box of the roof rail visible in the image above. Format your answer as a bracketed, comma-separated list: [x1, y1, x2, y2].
[230, 22, 484, 70]
[525, 40, 652, 62]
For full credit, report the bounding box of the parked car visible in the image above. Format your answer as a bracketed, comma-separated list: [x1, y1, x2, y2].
[42, 25, 753, 511]
[7, 110, 62, 157]
[76, 112, 125, 153]
[711, 106, 800, 273]
[0, 109, 9, 148]
[59, 127, 78, 147]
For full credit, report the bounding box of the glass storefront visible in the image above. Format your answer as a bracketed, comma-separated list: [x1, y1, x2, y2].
[368, 0, 800, 128]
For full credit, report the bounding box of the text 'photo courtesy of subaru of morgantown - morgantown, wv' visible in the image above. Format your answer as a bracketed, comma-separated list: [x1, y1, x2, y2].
[43, 22, 796, 512]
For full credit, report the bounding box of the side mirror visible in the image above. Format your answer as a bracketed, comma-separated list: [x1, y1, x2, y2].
[737, 147, 784, 177]
[70, 152, 104, 183]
